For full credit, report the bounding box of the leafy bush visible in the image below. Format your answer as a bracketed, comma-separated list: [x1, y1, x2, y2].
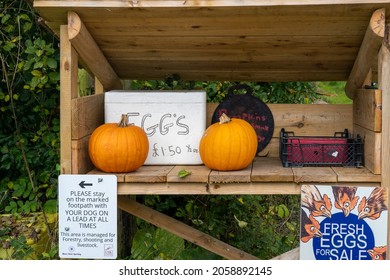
[135, 194, 300, 259]
[0, 0, 59, 259]
[130, 78, 319, 104]
[0, 0, 60, 215]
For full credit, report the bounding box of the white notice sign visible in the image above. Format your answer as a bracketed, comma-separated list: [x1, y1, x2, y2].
[104, 90, 206, 165]
[59, 175, 117, 259]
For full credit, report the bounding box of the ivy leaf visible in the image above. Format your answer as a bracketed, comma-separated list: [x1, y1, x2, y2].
[31, 69, 42, 77]
[178, 169, 191, 178]
[1, 14, 10, 24]
[43, 199, 57, 213]
[23, 22, 32, 33]
[277, 204, 289, 219]
[5, 201, 17, 213]
[33, 61, 43, 69]
[47, 57, 57, 69]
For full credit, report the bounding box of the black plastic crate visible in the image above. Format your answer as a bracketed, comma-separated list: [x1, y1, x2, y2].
[279, 128, 363, 167]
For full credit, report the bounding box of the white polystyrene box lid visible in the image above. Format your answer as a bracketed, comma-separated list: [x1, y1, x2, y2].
[104, 90, 206, 165]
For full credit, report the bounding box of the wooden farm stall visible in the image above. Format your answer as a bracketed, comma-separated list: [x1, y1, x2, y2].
[33, 0, 390, 259]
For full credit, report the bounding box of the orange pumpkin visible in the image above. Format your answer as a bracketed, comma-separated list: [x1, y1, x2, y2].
[88, 114, 149, 172]
[199, 113, 258, 171]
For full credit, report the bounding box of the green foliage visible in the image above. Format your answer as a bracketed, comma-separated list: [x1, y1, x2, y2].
[0, 0, 59, 260]
[131, 225, 185, 260]
[0, 0, 60, 215]
[316, 81, 352, 104]
[0, 213, 58, 260]
[131, 223, 221, 260]
[130, 77, 320, 104]
[137, 195, 300, 259]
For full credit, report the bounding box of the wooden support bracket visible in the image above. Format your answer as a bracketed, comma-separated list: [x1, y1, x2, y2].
[67, 11, 122, 91]
[118, 196, 259, 260]
[345, 8, 385, 99]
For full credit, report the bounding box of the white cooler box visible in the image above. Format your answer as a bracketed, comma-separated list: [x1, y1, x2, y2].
[104, 90, 206, 165]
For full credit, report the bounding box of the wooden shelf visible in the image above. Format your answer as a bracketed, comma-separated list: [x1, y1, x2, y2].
[88, 157, 381, 195]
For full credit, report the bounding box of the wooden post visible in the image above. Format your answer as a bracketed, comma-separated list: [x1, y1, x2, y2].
[67, 11, 122, 91]
[378, 23, 390, 259]
[345, 8, 384, 99]
[60, 25, 78, 174]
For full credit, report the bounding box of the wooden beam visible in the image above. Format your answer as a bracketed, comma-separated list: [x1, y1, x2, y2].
[345, 8, 384, 99]
[271, 247, 299, 260]
[117, 196, 259, 260]
[67, 11, 122, 91]
[378, 23, 390, 260]
[60, 25, 78, 174]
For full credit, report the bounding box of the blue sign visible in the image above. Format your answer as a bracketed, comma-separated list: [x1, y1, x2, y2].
[312, 212, 374, 260]
[300, 185, 388, 260]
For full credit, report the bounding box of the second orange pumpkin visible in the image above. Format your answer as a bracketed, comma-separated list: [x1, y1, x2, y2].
[199, 113, 258, 171]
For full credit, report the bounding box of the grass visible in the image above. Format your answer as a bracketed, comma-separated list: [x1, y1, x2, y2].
[315, 81, 352, 104]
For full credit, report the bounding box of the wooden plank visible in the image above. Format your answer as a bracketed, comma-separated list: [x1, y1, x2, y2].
[71, 137, 94, 174]
[257, 138, 279, 157]
[124, 165, 174, 183]
[332, 167, 381, 183]
[208, 182, 300, 195]
[33, 1, 390, 9]
[116, 180, 381, 195]
[251, 157, 294, 182]
[98, 35, 363, 51]
[353, 124, 381, 174]
[118, 196, 258, 260]
[105, 46, 357, 61]
[88, 168, 126, 183]
[60, 25, 78, 174]
[292, 167, 337, 183]
[117, 182, 210, 195]
[110, 69, 348, 83]
[209, 164, 252, 183]
[110, 59, 353, 73]
[345, 8, 384, 98]
[167, 165, 211, 183]
[353, 89, 382, 132]
[271, 104, 352, 137]
[71, 93, 104, 140]
[207, 104, 353, 136]
[82, 17, 369, 37]
[67, 11, 122, 90]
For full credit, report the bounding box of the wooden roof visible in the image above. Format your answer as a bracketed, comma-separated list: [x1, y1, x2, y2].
[33, 1, 390, 83]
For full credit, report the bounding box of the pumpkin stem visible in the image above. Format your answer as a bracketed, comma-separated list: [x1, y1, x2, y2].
[118, 114, 129, 127]
[219, 113, 232, 124]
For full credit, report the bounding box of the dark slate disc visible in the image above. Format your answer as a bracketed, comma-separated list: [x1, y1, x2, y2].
[211, 84, 274, 153]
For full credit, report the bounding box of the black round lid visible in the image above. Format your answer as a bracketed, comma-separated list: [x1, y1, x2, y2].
[211, 84, 275, 153]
